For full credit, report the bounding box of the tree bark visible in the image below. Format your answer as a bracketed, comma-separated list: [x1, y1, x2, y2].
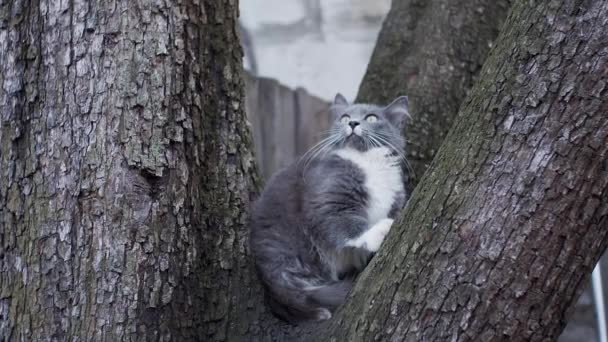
[357, 0, 510, 189]
[319, 0, 608, 340]
[0, 1, 262, 341]
[3, 0, 608, 341]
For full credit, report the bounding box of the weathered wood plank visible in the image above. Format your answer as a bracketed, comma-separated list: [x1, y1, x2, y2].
[295, 87, 332, 156]
[244, 75, 329, 179]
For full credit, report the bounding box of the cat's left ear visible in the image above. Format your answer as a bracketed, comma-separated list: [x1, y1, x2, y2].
[383, 96, 410, 129]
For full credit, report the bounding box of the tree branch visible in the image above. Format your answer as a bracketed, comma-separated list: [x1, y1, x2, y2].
[357, 0, 511, 189]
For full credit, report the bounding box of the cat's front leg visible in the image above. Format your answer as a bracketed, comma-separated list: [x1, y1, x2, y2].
[346, 218, 394, 252]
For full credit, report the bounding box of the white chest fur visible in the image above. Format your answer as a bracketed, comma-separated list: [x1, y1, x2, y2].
[335, 147, 403, 225]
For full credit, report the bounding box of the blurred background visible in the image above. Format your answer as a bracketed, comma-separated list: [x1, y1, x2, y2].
[239, 1, 606, 341]
[240, 0, 390, 100]
[240, 0, 390, 180]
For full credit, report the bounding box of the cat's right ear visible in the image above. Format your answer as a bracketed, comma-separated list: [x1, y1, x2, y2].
[331, 93, 349, 119]
[333, 93, 349, 107]
[384, 96, 410, 129]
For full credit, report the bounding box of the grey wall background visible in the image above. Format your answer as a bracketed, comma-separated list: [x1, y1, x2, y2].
[240, 0, 390, 101]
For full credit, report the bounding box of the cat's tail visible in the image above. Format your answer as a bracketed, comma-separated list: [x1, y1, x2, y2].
[305, 279, 353, 310]
[262, 277, 353, 322]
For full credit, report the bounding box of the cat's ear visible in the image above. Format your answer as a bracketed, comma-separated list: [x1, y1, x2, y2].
[384, 96, 410, 129]
[333, 93, 349, 107]
[331, 93, 349, 119]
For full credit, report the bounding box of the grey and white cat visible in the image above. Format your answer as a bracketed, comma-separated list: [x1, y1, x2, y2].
[250, 94, 409, 323]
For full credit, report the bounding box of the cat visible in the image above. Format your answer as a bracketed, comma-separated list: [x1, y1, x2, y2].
[250, 93, 409, 323]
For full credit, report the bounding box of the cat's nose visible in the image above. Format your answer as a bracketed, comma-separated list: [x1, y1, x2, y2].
[349, 121, 360, 129]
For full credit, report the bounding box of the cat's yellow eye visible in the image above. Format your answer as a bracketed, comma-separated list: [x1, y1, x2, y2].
[340, 115, 350, 124]
[365, 114, 378, 123]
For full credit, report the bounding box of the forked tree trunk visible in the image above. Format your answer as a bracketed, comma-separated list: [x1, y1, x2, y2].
[317, 0, 608, 340]
[0, 1, 262, 341]
[357, 0, 510, 188]
[2, 0, 608, 341]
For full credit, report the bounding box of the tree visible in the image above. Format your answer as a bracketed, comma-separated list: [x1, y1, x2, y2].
[357, 0, 511, 189]
[317, 0, 608, 340]
[0, 1, 261, 340]
[1, 0, 607, 342]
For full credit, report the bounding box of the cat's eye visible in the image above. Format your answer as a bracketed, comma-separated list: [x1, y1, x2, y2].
[365, 114, 378, 123]
[340, 115, 350, 124]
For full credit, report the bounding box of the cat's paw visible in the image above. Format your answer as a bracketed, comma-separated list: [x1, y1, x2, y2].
[316, 308, 332, 321]
[346, 218, 394, 252]
[363, 218, 394, 252]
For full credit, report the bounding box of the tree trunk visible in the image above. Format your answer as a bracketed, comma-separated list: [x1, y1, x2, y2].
[357, 0, 510, 189]
[319, 0, 608, 340]
[3, 0, 608, 341]
[0, 1, 262, 341]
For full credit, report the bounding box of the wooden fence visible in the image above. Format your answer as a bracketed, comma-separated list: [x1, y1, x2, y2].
[244, 75, 331, 179]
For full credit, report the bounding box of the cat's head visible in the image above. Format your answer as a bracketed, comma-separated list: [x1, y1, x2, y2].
[329, 93, 409, 153]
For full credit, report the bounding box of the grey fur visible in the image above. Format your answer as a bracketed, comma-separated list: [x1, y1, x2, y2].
[250, 94, 410, 323]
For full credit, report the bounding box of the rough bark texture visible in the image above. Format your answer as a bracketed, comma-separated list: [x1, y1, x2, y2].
[357, 0, 511, 189]
[0, 0, 263, 341]
[320, 0, 608, 340]
[3, 0, 608, 341]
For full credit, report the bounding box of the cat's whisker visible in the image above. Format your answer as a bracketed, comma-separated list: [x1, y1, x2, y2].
[368, 132, 415, 177]
[364, 130, 399, 153]
[300, 133, 340, 162]
[373, 132, 410, 166]
[302, 139, 334, 166]
[364, 133, 389, 156]
[300, 134, 343, 172]
[308, 138, 338, 162]
[363, 135, 373, 150]
[361, 131, 374, 147]
[365, 134, 382, 149]
[367, 135, 397, 160]
[317, 128, 342, 138]
[365, 131, 405, 161]
[369, 134, 406, 162]
[376, 130, 424, 149]
[367, 135, 380, 149]
[312, 135, 344, 166]
[374, 130, 405, 142]
[371, 134, 405, 159]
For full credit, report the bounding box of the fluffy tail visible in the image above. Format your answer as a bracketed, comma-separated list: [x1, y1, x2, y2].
[262, 278, 353, 323]
[306, 280, 353, 309]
